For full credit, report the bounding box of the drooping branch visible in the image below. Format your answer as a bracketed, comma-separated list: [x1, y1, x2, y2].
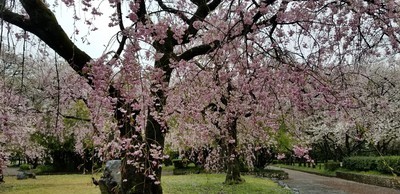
[0, 1, 140, 140]
[1, 0, 92, 78]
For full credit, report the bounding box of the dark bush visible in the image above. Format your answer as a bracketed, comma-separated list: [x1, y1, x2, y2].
[253, 147, 275, 169]
[239, 159, 250, 172]
[343, 156, 377, 171]
[19, 164, 31, 171]
[172, 159, 189, 169]
[163, 151, 179, 166]
[33, 165, 55, 175]
[173, 166, 202, 175]
[324, 161, 341, 171]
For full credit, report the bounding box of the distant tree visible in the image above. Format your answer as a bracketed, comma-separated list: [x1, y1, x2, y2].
[0, 43, 91, 169]
[299, 62, 400, 160]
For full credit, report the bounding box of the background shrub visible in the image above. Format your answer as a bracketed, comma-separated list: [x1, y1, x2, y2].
[376, 156, 400, 175]
[172, 159, 189, 169]
[343, 156, 377, 171]
[324, 161, 341, 171]
[164, 151, 179, 166]
[19, 164, 31, 171]
[343, 156, 400, 175]
[34, 165, 55, 175]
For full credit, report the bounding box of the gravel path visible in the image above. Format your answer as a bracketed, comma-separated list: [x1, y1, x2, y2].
[273, 167, 400, 194]
[2, 167, 19, 176]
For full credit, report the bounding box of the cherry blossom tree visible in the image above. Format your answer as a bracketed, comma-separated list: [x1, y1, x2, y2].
[0, 45, 45, 166]
[352, 63, 400, 155]
[0, 41, 92, 167]
[293, 60, 400, 161]
[2, 0, 400, 193]
[166, 55, 333, 182]
[166, 57, 279, 183]
[0, 80, 44, 166]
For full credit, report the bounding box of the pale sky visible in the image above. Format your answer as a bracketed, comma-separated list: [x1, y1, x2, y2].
[53, 2, 120, 58]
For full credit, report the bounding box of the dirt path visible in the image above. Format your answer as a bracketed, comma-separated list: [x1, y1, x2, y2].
[2, 167, 19, 176]
[273, 167, 400, 194]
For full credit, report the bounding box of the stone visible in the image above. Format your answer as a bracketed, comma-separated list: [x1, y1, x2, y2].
[16, 171, 36, 180]
[278, 180, 285, 187]
[16, 171, 28, 180]
[25, 171, 36, 179]
[98, 160, 121, 194]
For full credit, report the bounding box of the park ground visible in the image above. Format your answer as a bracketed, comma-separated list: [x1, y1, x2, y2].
[0, 167, 290, 194]
[2, 166, 400, 194]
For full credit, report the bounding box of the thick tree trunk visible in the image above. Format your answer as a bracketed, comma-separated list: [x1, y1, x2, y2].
[225, 152, 243, 185]
[120, 114, 165, 194]
[120, 158, 163, 194]
[224, 117, 244, 185]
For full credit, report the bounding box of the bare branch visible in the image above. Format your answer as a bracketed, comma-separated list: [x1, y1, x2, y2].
[113, 2, 127, 59]
[61, 114, 91, 122]
[9, 0, 93, 78]
[182, 0, 222, 44]
[0, 6, 30, 30]
[155, 0, 190, 23]
[178, 40, 220, 61]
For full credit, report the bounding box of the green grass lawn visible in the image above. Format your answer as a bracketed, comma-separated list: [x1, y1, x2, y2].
[0, 174, 99, 194]
[163, 174, 290, 194]
[0, 174, 290, 194]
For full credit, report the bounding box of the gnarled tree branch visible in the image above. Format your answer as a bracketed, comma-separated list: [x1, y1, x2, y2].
[1, 0, 92, 78]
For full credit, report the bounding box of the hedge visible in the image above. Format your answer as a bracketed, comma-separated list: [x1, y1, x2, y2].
[33, 165, 55, 175]
[376, 156, 400, 175]
[19, 164, 31, 171]
[172, 166, 202, 175]
[324, 161, 341, 171]
[172, 158, 190, 169]
[343, 156, 400, 175]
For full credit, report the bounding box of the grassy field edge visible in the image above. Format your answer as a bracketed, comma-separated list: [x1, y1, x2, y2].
[0, 173, 292, 194]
